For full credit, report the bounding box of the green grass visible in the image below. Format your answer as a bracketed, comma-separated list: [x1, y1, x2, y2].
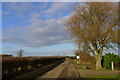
[87, 75, 120, 78]
[13, 60, 65, 80]
[73, 59, 77, 64]
[76, 66, 88, 70]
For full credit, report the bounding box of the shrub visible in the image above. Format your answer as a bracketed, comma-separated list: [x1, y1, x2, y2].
[103, 53, 119, 70]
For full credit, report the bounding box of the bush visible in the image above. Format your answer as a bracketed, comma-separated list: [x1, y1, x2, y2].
[103, 53, 119, 70]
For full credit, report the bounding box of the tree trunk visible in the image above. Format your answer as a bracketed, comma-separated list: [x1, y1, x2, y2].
[78, 43, 81, 64]
[95, 55, 102, 69]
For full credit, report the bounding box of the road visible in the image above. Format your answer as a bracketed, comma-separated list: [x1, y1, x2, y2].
[37, 59, 81, 80]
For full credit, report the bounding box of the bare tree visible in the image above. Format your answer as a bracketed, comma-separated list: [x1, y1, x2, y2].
[17, 49, 24, 57]
[66, 2, 119, 69]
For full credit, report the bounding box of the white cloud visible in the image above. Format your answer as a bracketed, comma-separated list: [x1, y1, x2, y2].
[3, 2, 35, 18]
[29, 12, 41, 22]
[8, 3, 34, 12]
[41, 2, 76, 18]
[2, 2, 75, 47]
[3, 2, 76, 19]
[3, 16, 71, 47]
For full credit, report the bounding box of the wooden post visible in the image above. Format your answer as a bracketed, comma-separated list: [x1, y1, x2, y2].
[111, 62, 114, 70]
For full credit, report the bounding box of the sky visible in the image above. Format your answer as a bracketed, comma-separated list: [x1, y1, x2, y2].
[2, 2, 78, 56]
[1, 2, 119, 57]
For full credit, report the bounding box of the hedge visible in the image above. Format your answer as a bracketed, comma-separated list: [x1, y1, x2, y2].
[2, 57, 65, 80]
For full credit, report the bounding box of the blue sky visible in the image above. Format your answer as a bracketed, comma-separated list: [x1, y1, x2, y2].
[1, 2, 118, 57]
[2, 2, 78, 56]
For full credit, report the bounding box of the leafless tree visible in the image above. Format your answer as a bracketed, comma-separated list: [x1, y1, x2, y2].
[66, 2, 119, 69]
[17, 49, 24, 57]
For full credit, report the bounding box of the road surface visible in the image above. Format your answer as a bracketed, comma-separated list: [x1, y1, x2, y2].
[37, 59, 81, 80]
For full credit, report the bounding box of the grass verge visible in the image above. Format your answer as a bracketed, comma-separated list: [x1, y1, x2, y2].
[87, 75, 120, 78]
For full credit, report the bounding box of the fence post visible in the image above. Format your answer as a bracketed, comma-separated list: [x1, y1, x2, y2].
[111, 62, 114, 70]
